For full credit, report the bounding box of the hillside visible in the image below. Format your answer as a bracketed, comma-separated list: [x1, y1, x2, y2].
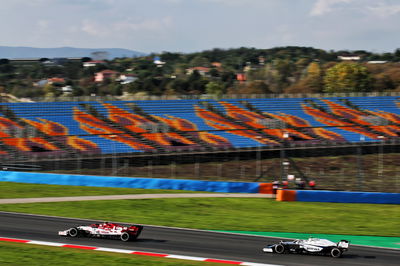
[0, 46, 146, 59]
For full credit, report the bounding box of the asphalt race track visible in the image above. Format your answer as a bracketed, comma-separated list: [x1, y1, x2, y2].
[0, 212, 398, 265]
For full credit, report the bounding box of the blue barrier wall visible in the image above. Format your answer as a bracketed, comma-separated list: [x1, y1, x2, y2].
[296, 190, 400, 204]
[0, 171, 260, 193]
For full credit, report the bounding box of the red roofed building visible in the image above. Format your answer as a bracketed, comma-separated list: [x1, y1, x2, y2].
[186, 67, 211, 76]
[211, 62, 222, 68]
[236, 73, 246, 82]
[47, 77, 66, 84]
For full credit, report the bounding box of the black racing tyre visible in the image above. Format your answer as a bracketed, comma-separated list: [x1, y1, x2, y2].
[68, 228, 79, 237]
[274, 244, 285, 254]
[120, 232, 131, 242]
[330, 247, 342, 258]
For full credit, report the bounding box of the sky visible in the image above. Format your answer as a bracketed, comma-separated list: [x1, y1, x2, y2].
[0, 0, 399, 54]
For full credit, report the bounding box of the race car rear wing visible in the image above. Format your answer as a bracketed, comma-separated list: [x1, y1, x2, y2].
[337, 240, 349, 248]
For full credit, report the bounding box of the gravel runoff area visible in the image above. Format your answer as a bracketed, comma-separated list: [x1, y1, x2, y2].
[0, 193, 275, 204]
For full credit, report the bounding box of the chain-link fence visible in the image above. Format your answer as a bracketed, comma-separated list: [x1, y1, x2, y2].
[1, 141, 399, 193]
[2, 91, 400, 103]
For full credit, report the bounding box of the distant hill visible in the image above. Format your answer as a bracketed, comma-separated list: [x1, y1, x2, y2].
[0, 46, 146, 59]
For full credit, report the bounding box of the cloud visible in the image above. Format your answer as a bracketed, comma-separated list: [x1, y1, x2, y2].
[81, 17, 173, 38]
[367, 3, 400, 17]
[310, 0, 354, 16]
[81, 20, 106, 37]
[310, 0, 400, 17]
[37, 20, 49, 30]
[114, 17, 173, 32]
[197, 0, 270, 7]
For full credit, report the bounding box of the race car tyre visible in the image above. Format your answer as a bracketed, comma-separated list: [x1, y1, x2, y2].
[330, 247, 342, 258]
[68, 228, 79, 237]
[274, 244, 285, 254]
[120, 232, 131, 242]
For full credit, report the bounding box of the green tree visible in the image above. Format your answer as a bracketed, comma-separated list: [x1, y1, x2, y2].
[189, 56, 210, 67]
[323, 62, 371, 93]
[205, 81, 224, 97]
[166, 78, 189, 95]
[273, 59, 295, 92]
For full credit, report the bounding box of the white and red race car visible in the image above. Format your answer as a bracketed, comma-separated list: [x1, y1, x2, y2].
[58, 222, 143, 242]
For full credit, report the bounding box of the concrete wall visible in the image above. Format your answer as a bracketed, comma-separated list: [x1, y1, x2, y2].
[0, 171, 261, 193]
[296, 190, 400, 204]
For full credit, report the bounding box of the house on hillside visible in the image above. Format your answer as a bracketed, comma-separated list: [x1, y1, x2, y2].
[236, 73, 247, 82]
[94, 70, 119, 82]
[117, 74, 138, 84]
[186, 66, 210, 76]
[153, 56, 166, 67]
[48, 77, 66, 85]
[338, 55, 361, 61]
[211, 62, 222, 69]
[367, 61, 387, 64]
[83, 60, 106, 68]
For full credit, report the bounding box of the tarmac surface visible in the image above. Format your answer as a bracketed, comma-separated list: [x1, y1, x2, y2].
[1, 212, 399, 266]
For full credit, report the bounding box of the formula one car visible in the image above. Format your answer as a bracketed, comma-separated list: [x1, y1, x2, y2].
[262, 238, 349, 258]
[58, 222, 143, 242]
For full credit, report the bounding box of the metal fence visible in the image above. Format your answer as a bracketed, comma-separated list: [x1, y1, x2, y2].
[2, 91, 400, 103]
[1, 140, 399, 193]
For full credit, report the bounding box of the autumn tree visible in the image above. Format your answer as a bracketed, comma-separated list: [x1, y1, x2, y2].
[323, 62, 371, 93]
[238, 81, 271, 94]
[305, 62, 323, 92]
[43, 83, 59, 98]
[284, 62, 323, 93]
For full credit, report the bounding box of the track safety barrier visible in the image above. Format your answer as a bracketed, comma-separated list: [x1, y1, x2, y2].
[276, 189, 400, 204]
[3, 171, 397, 203]
[0, 171, 272, 194]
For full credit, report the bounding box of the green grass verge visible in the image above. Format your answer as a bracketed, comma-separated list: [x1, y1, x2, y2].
[0, 242, 220, 266]
[0, 198, 399, 237]
[0, 182, 199, 199]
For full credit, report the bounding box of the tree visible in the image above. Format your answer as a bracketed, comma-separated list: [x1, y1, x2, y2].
[304, 62, 323, 92]
[372, 73, 395, 91]
[189, 56, 210, 67]
[273, 59, 295, 92]
[323, 62, 371, 93]
[166, 79, 189, 95]
[0, 59, 9, 65]
[238, 81, 271, 94]
[394, 49, 400, 61]
[205, 81, 224, 97]
[43, 83, 59, 98]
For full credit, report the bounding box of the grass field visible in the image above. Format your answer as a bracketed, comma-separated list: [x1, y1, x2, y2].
[0, 182, 198, 199]
[1, 197, 398, 237]
[1, 182, 399, 265]
[0, 242, 220, 266]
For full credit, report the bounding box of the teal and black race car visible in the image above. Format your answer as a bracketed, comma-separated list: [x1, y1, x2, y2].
[263, 237, 349, 258]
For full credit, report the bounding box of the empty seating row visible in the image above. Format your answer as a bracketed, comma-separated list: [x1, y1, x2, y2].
[0, 96, 398, 156]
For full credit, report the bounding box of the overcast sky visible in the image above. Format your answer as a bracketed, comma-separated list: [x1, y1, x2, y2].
[0, 0, 399, 53]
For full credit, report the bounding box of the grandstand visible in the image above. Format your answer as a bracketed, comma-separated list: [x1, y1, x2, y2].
[0, 92, 399, 192]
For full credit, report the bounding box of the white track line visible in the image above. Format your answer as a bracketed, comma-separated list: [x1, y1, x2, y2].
[0, 193, 274, 204]
[0, 236, 283, 266]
